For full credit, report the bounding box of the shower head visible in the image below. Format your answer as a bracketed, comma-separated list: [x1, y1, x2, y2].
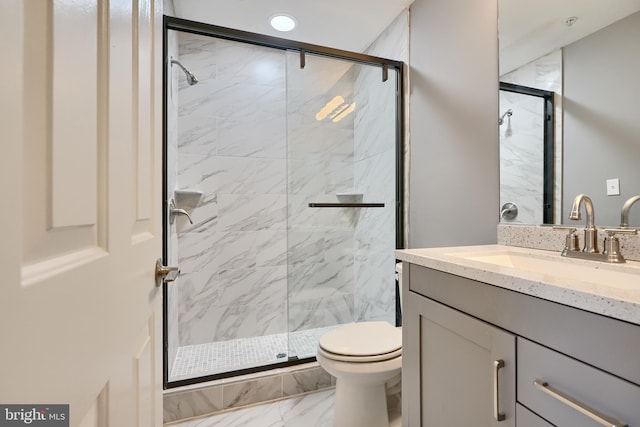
[171, 58, 198, 86]
[498, 109, 513, 126]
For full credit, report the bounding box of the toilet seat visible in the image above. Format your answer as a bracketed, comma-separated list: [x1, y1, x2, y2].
[318, 321, 402, 363]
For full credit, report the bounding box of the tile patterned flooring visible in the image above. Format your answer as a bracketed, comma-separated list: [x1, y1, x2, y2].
[170, 326, 339, 382]
[165, 388, 402, 427]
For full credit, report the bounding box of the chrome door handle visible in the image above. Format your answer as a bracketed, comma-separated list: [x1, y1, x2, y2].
[533, 380, 627, 427]
[155, 258, 180, 287]
[493, 359, 506, 421]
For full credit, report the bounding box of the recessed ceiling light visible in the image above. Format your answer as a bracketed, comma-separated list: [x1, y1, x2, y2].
[270, 14, 296, 32]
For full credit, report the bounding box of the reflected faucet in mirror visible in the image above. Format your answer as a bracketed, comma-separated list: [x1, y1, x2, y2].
[498, 109, 512, 126]
[621, 195, 640, 228]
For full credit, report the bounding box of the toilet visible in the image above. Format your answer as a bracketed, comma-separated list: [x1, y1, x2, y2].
[316, 264, 403, 427]
[317, 321, 402, 427]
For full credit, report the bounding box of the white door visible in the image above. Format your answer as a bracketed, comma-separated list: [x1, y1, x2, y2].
[0, 1, 164, 426]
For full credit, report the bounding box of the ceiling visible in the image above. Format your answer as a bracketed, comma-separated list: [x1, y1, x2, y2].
[499, 0, 640, 74]
[172, 0, 414, 53]
[171, 0, 640, 74]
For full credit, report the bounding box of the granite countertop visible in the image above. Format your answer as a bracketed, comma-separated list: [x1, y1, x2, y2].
[396, 244, 640, 326]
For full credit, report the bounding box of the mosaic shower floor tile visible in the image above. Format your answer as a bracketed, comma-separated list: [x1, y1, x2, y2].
[170, 325, 339, 381]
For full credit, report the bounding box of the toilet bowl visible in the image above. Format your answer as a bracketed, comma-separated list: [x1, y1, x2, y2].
[316, 321, 402, 427]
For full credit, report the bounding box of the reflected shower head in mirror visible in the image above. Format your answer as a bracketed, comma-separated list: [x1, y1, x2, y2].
[170, 58, 198, 86]
[498, 109, 513, 126]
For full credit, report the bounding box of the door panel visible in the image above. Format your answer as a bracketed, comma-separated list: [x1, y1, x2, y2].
[0, 1, 163, 426]
[404, 293, 516, 427]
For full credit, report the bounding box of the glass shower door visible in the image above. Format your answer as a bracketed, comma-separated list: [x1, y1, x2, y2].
[285, 51, 399, 360]
[166, 29, 291, 383]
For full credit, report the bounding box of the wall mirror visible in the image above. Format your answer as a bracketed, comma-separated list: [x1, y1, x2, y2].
[498, 0, 640, 228]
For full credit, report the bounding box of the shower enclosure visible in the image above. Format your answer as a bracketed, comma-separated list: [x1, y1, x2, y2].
[499, 82, 555, 224]
[163, 17, 403, 387]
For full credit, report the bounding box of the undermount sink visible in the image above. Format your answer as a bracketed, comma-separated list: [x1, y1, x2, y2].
[446, 249, 640, 290]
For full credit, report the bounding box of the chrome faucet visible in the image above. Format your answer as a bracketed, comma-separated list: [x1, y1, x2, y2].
[620, 195, 640, 228]
[556, 193, 637, 263]
[569, 194, 598, 253]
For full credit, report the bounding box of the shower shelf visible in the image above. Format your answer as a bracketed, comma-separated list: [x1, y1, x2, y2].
[174, 189, 203, 210]
[335, 192, 363, 198]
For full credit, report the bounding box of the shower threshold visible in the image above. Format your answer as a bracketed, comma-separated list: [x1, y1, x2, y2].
[169, 325, 340, 382]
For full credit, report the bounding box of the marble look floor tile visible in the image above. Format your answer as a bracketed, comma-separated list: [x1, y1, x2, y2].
[165, 389, 401, 427]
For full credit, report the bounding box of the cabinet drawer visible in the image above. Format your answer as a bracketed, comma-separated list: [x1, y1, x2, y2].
[518, 338, 640, 427]
[516, 404, 552, 427]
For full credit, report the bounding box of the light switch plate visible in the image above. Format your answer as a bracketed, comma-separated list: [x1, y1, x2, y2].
[607, 178, 620, 196]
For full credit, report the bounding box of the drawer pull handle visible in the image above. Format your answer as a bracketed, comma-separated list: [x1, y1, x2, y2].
[533, 380, 628, 427]
[493, 359, 506, 421]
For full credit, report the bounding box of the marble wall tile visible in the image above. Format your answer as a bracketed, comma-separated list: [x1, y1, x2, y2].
[222, 376, 283, 409]
[172, 21, 403, 352]
[177, 74, 294, 347]
[186, 299, 287, 344]
[255, 230, 287, 267]
[163, 385, 223, 422]
[217, 116, 286, 158]
[216, 267, 287, 308]
[349, 16, 404, 325]
[215, 39, 286, 88]
[282, 367, 333, 397]
[177, 114, 217, 157]
[279, 389, 335, 426]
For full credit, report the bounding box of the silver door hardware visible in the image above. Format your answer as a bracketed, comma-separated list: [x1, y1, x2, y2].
[155, 258, 180, 287]
[493, 359, 506, 422]
[533, 380, 627, 427]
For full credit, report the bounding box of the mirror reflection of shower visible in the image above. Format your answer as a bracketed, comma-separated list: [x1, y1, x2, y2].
[499, 108, 513, 137]
[171, 57, 198, 86]
[498, 109, 512, 125]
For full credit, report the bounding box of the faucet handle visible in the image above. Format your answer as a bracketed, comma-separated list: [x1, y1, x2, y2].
[602, 229, 636, 263]
[604, 228, 638, 237]
[553, 226, 579, 253]
[552, 226, 576, 232]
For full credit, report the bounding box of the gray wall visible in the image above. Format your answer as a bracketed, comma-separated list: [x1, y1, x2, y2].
[408, 0, 499, 248]
[563, 11, 640, 228]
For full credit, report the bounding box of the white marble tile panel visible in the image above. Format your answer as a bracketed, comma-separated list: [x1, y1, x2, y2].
[279, 389, 335, 427]
[222, 376, 283, 409]
[253, 159, 287, 194]
[322, 231, 354, 264]
[163, 385, 223, 423]
[282, 368, 333, 397]
[255, 195, 287, 231]
[256, 230, 287, 267]
[216, 39, 286, 88]
[190, 299, 288, 344]
[287, 231, 325, 265]
[218, 194, 261, 231]
[216, 266, 287, 308]
[179, 80, 285, 121]
[177, 114, 218, 157]
[213, 231, 257, 270]
[216, 116, 286, 159]
[177, 221, 220, 273]
[287, 156, 327, 195]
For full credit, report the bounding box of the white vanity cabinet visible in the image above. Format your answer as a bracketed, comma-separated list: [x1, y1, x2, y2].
[402, 263, 640, 427]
